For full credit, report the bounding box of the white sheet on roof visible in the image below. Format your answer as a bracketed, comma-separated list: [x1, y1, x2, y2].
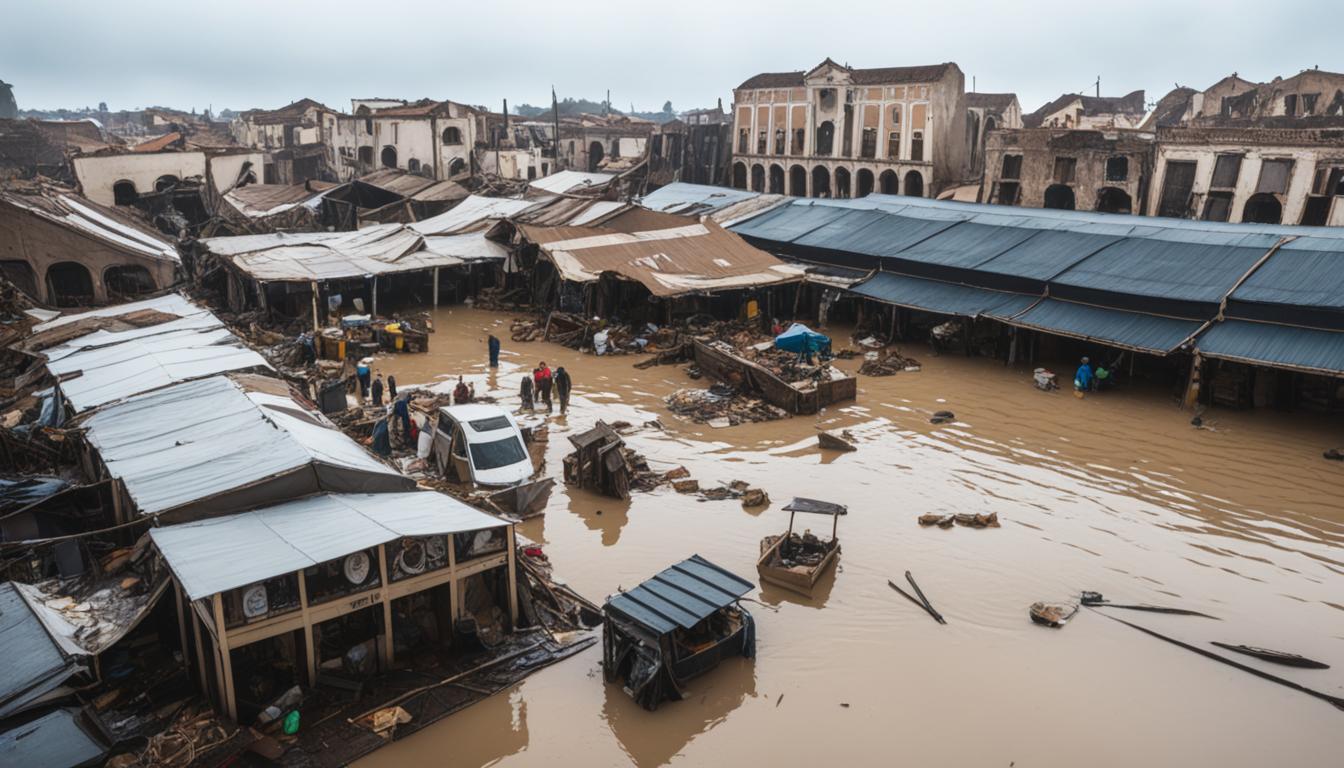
[49, 325, 269, 413]
[150, 492, 508, 599]
[32, 293, 202, 333]
[83, 376, 404, 515]
[528, 170, 615, 195]
[410, 195, 542, 235]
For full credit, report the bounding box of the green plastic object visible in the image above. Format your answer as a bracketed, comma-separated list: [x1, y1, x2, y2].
[283, 710, 300, 735]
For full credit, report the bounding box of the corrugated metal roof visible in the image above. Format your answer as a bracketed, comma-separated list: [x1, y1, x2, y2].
[83, 376, 412, 517]
[0, 188, 179, 263]
[0, 582, 86, 719]
[975, 230, 1122, 281]
[1006, 299, 1203, 354]
[850, 272, 1037, 318]
[638, 183, 762, 214]
[1196, 320, 1344, 375]
[605, 555, 753, 636]
[0, 708, 107, 767]
[1231, 238, 1344, 311]
[31, 293, 201, 334]
[730, 203, 852, 243]
[1051, 238, 1268, 304]
[411, 195, 544, 235]
[528, 170, 615, 195]
[892, 221, 1038, 269]
[794, 208, 962, 256]
[151, 492, 508, 600]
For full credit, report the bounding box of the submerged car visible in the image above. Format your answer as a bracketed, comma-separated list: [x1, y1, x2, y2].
[431, 404, 553, 517]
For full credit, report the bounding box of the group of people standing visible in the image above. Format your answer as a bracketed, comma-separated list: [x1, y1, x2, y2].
[356, 357, 397, 406]
[1074, 356, 1116, 393]
[519, 360, 571, 414]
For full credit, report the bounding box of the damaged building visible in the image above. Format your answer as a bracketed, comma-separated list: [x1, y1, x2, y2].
[730, 58, 968, 199]
[980, 127, 1152, 213]
[230, 98, 341, 185]
[646, 103, 733, 188]
[330, 99, 487, 182]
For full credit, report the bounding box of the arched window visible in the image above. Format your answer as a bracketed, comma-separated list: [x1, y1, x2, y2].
[789, 165, 807, 196]
[834, 167, 851, 198]
[1242, 193, 1282, 224]
[0, 260, 39, 298]
[1043, 184, 1075, 210]
[750, 164, 765, 192]
[448, 158, 467, 176]
[381, 146, 397, 168]
[904, 170, 924, 198]
[588, 141, 605, 172]
[856, 168, 875, 198]
[768, 164, 785, 194]
[1096, 187, 1133, 214]
[879, 170, 899, 195]
[112, 180, 138, 206]
[407, 158, 421, 173]
[154, 175, 179, 192]
[811, 166, 831, 198]
[46, 261, 95, 307]
[105, 265, 157, 300]
[442, 126, 462, 145]
[816, 121, 835, 156]
[732, 162, 748, 190]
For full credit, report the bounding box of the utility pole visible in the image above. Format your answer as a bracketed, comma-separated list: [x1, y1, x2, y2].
[1095, 76, 1101, 97]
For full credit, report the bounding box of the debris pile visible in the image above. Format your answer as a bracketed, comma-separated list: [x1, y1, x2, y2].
[859, 349, 921, 376]
[817, 430, 858, 452]
[918, 512, 999, 528]
[665, 385, 789, 427]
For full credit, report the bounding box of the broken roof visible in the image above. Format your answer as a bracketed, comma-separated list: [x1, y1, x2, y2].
[605, 555, 754, 636]
[521, 217, 804, 297]
[83, 375, 415, 518]
[39, 294, 270, 413]
[636, 182, 790, 225]
[130, 132, 183, 153]
[410, 194, 545, 235]
[151, 492, 508, 600]
[222, 182, 336, 218]
[528, 170, 616, 195]
[967, 92, 1018, 110]
[356, 168, 469, 203]
[0, 581, 87, 719]
[1024, 90, 1146, 127]
[738, 60, 953, 90]
[0, 183, 179, 263]
[200, 223, 506, 282]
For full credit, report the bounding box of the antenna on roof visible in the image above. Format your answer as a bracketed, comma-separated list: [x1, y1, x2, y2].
[1096, 76, 1101, 98]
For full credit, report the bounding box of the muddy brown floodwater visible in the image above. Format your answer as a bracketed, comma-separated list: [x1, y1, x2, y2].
[358, 306, 1344, 768]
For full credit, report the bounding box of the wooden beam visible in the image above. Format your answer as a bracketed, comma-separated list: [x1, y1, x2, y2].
[378, 544, 394, 668]
[173, 581, 190, 674]
[298, 570, 316, 687]
[505, 526, 518, 627]
[192, 603, 208, 694]
[310, 281, 320, 331]
[448, 532, 459, 622]
[432, 267, 440, 307]
[212, 594, 237, 721]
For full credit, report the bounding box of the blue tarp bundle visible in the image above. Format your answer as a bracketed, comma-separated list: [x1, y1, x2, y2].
[774, 323, 831, 355]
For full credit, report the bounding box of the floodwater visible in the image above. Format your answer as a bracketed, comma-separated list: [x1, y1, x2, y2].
[359, 306, 1344, 768]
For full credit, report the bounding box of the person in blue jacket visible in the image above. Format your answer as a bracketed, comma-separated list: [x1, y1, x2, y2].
[488, 334, 501, 368]
[1074, 356, 1094, 391]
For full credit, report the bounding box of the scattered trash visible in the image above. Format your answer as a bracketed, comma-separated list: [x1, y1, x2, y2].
[1033, 368, 1058, 391]
[952, 512, 999, 528]
[887, 571, 946, 625]
[666, 386, 789, 426]
[817, 429, 857, 452]
[859, 349, 921, 377]
[1029, 601, 1078, 628]
[917, 514, 955, 528]
[1210, 643, 1330, 669]
[1324, 448, 1343, 461]
[929, 410, 956, 425]
[741, 488, 769, 507]
[776, 694, 784, 707]
[672, 479, 700, 494]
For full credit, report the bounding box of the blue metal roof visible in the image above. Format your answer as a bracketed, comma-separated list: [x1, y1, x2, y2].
[1232, 237, 1344, 311]
[1197, 320, 1344, 376]
[889, 221, 1038, 269]
[851, 272, 1037, 318]
[0, 708, 108, 768]
[605, 555, 754, 636]
[731, 203, 851, 243]
[1005, 299, 1204, 354]
[794, 208, 961, 256]
[975, 230, 1122, 281]
[0, 582, 83, 719]
[1051, 238, 1269, 305]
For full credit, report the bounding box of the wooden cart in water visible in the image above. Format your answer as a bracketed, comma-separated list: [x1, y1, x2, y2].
[757, 497, 847, 595]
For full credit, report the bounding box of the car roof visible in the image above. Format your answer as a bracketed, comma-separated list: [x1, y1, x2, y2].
[438, 404, 520, 439]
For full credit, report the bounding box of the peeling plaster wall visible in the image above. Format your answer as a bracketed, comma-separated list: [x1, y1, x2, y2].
[72, 152, 208, 206]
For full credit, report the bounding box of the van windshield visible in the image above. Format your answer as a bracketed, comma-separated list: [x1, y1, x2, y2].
[469, 437, 527, 470]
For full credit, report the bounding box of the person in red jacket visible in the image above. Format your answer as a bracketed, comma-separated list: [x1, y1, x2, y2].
[535, 362, 553, 412]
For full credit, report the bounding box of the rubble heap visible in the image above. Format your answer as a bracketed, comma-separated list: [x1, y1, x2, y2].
[665, 385, 789, 426]
[859, 349, 922, 377]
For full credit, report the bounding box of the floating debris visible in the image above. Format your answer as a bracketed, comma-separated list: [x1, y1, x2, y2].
[858, 349, 921, 377]
[1030, 601, 1078, 627]
[665, 386, 789, 426]
[929, 410, 956, 425]
[817, 429, 858, 452]
[1209, 643, 1330, 669]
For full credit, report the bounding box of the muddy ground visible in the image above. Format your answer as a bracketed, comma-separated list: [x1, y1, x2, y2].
[356, 306, 1344, 768]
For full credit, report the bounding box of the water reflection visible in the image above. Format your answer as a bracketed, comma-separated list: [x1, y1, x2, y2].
[602, 656, 757, 768]
[758, 562, 838, 609]
[568, 486, 632, 547]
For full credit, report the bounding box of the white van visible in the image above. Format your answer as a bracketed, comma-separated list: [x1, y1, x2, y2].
[432, 404, 533, 486]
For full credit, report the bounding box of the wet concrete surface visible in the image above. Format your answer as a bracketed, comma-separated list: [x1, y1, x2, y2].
[358, 306, 1344, 767]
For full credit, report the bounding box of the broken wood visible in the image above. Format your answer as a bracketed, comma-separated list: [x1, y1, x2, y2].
[905, 571, 946, 624]
[817, 430, 857, 452]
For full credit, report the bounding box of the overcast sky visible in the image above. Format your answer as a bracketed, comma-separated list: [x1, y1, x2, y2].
[2, 0, 1334, 116]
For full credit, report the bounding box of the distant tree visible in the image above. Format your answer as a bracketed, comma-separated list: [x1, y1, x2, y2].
[661, 100, 674, 115]
[98, 101, 108, 112]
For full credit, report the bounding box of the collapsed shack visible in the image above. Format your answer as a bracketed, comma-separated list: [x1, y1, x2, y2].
[513, 209, 805, 329]
[563, 421, 631, 499]
[603, 555, 755, 711]
[692, 338, 856, 415]
[665, 386, 788, 427]
[323, 169, 469, 229]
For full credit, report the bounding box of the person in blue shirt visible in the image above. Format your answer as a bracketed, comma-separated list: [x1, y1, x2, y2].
[1074, 356, 1094, 392]
[488, 334, 501, 368]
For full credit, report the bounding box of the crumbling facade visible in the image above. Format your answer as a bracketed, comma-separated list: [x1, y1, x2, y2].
[230, 98, 339, 184]
[331, 99, 486, 182]
[1023, 90, 1147, 130]
[965, 92, 1021, 178]
[647, 106, 732, 187]
[981, 128, 1152, 213]
[730, 58, 968, 199]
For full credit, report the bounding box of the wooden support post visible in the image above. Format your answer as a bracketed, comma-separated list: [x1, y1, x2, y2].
[505, 526, 519, 628]
[378, 544, 394, 668]
[310, 281, 320, 331]
[192, 603, 208, 694]
[212, 594, 237, 721]
[371, 276, 379, 318]
[447, 533, 459, 622]
[174, 581, 190, 672]
[1182, 352, 1203, 410]
[432, 267, 440, 307]
[298, 570, 316, 687]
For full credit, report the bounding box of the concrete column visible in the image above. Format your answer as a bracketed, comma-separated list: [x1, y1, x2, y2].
[432, 267, 440, 307]
[310, 281, 320, 330]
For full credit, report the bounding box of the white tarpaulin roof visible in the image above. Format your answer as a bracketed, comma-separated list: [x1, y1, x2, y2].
[410, 195, 543, 235]
[44, 305, 270, 413]
[83, 376, 411, 516]
[528, 170, 615, 195]
[150, 492, 508, 599]
[200, 223, 505, 281]
[31, 293, 202, 333]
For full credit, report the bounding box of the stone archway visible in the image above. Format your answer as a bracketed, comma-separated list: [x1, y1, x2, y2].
[1095, 187, 1132, 214]
[1242, 193, 1282, 224]
[104, 265, 157, 300]
[732, 162, 748, 190]
[834, 167, 851, 198]
[380, 145, 397, 168]
[768, 164, 785, 194]
[856, 169, 875, 198]
[903, 170, 924, 197]
[789, 165, 807, 197]
[113, 180, 138, 206]
[750, 164, 765, 193]
[1043, 184, 1075, 210]
[879, 170, 899, 195]
[46, 261, 95, 307]
[0, 260, 38, 298]
[588, 141, 605, 172]
[811, 166, 831, 198]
